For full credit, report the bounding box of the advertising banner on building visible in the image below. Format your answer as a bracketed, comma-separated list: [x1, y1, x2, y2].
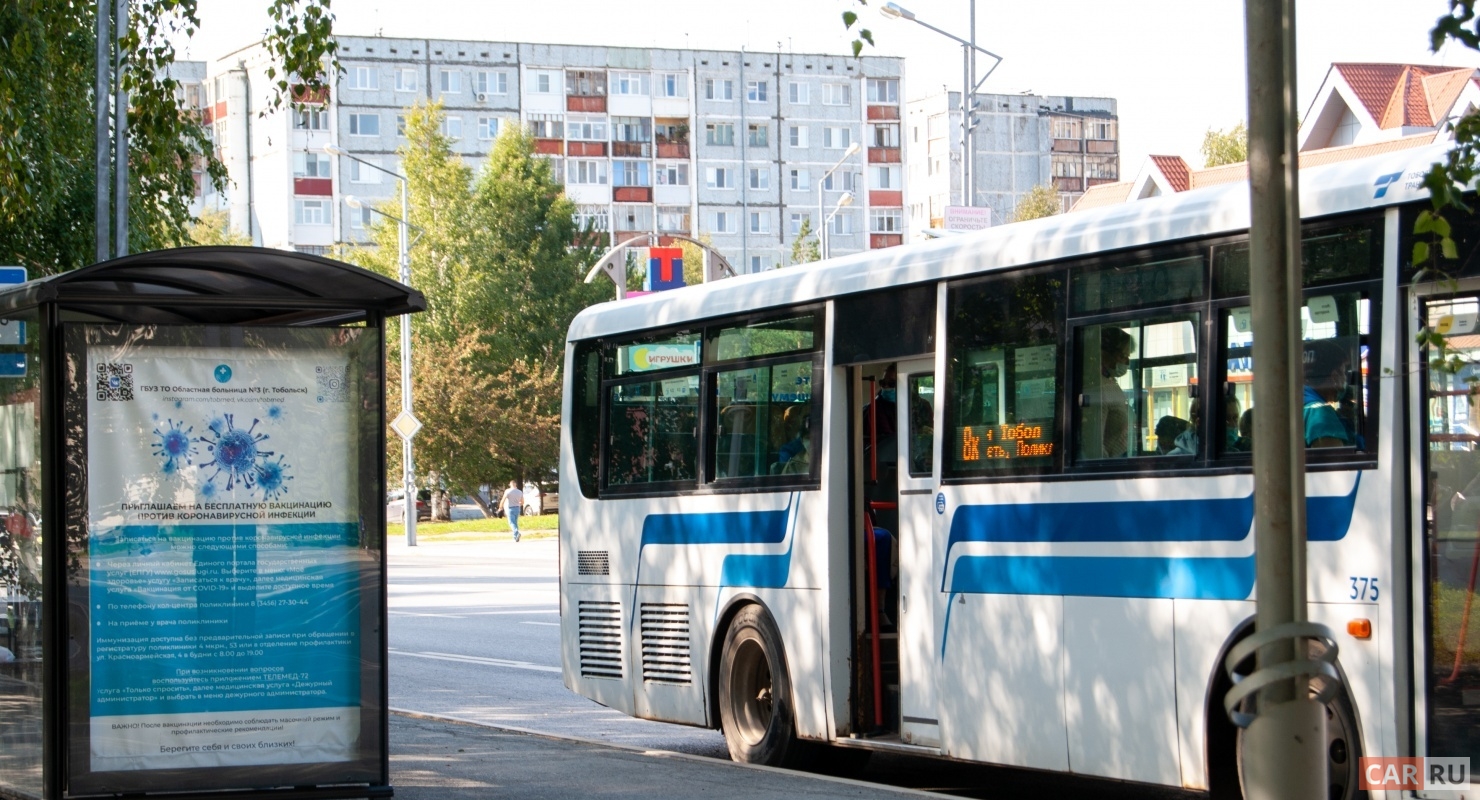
[78, 327, 374, 779]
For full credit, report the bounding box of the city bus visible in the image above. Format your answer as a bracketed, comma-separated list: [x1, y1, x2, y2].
[557, 142, 1480, 799]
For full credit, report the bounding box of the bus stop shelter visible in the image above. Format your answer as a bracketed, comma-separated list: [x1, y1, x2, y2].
[0, 247, 424, 800]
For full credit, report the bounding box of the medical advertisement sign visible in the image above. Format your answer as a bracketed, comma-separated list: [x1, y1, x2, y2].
[83, 330, 368, 774]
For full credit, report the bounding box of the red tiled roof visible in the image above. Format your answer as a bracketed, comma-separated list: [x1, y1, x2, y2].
[1149, 155, 1191, 192]
[1335, 63, 1474, 129]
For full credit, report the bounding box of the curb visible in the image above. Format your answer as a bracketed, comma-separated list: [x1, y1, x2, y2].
[387, 708, 940, 798]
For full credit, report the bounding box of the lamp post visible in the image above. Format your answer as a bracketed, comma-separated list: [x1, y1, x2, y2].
[880, 1, 1002, 208]
[816, 142, 861, 261]
[328, 143, 421, 547]
[823, 192, 855, 259]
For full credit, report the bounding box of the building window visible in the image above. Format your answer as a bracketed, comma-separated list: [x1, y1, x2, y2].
[749, 211, 769, 233]
[1053, 158, 1082, 178]
[396, 115, 408, 136]
[1052, 117, 1082, 140]
[823, 83, 850, 105]
[293, 106, 328, 130]
[613, 204, 653, 231]
[788, 125, 808, 148]
[568, 114, 608, 141]
[657, 162, 689, 186]
[1089, 120, 1118, 140]
[476, 70, 508, 96]
[1086, 155, 1118, 179]
[823, 126, 851, 149]
[613, 72, 650, 95]
[527, 113, 564, 139]
[750, 254, 774, 272]
[396, 68, 418, 92]
[829, 211, 852, 235]
[567, 70, 606, 96]
[706, 167, 733, 189]
[531, 71, 557, 94]
[442, 116, 463, 139]
[293, 151, 330, 178]
[575, 205, 609, 231]
[746, 80, 768, 102]
[823, 171, 854, 192]
[789, 168, 810, 190]
[612, 116, 651, 143]
[657, 206, 690, 232]
[871, 123, 900, 148]
[438, 69, 461, 94]
[870, 165, 901, 189]
[747, 124, 768, 148]
[478, 116, 500, 140]
[866, 78, 898, 104]
[789, 212, 811, 235]
[705, 122, 735, 146]
[788, 81, 808, 104]
[348, 159, 382, 184]
[613, 160, 651, 187]
[711, 211, 735, 233]
[348, 203, 374, 230]
[348, 113, 380, 136]
[870, 209, 903, 233]
[705, 78, 734, 101]
[294, 199, 329, 225]
[749, 167, 769, 190]
[659, 72, 687, 98]
[348, 65, 378, 90]
[567, 160, 608, 185]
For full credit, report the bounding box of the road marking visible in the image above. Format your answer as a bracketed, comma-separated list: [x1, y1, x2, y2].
[389, 648, 561, 674]
[520, 621, 560, 627]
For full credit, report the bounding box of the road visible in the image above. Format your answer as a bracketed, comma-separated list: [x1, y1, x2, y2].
[386, 516, 1197, 800]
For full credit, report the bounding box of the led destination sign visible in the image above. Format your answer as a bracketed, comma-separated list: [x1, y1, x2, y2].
[959, 423, 1054, 461]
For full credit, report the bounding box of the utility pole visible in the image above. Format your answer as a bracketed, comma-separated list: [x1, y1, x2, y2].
[1236, 0, 1331, 796]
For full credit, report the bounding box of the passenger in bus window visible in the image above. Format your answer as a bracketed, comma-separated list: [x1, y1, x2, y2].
[1080, 327, 1134, 459]
[1222, 397, 1242, 451]
[1155, 416, 1190, 454]
[1232, 409, 1254, 452]
[864, 365, 899, 463]
[1302, 339, 1354, 448]
[1168, 399, 1201, 455]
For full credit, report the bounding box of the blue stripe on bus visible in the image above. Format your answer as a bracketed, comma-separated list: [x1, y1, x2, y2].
[947, 554, 1257, 599]
[940, 474, 1360, 591]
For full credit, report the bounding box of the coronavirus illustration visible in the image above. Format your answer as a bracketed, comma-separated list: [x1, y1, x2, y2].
[198, 414, 288, 496]
[151, 419, 198, 475]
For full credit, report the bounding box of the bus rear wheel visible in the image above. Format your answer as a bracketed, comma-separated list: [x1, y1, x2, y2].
[718, 604, 798, 766]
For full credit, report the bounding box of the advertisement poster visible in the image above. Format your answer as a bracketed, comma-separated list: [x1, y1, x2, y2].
[84, 336, 364, 772]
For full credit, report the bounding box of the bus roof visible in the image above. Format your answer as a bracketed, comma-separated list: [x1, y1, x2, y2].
[567, 142, 1448, 343]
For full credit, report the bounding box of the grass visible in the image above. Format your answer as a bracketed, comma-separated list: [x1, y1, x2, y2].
[387, 513, 558, 542]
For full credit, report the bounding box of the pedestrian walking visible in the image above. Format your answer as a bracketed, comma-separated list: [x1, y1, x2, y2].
[497, 480, 524, 542]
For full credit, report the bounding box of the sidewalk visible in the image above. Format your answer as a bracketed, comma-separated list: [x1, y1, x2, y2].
[389, 711, 937, 800]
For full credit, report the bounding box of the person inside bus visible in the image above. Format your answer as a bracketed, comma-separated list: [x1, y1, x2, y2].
[1157, 415, 1191, 454]
[1303, 339, 1354, 448]
[1232, 408, 1254, 452]
[863, 365, 899, 466]
[777, 409, 809, 469]
[1080, 327, 1134, 459]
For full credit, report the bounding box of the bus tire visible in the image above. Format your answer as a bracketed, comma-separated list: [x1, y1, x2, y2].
[1210, 638, 1366, 800]
[718, 604, 798, 766]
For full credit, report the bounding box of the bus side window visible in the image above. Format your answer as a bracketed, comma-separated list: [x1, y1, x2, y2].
[1075, 314, 1200, 461]
[606, 378, 699, 487]
[713, 359, 815, 480]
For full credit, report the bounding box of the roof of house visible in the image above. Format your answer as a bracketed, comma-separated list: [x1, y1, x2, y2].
[1333, 62, 1477, 129]
[1148, 155, 1191, 192]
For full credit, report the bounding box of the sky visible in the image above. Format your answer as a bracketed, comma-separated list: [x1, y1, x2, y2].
[176, 0, 1480, 175]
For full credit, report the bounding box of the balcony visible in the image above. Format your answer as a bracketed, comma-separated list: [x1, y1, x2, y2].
[867, 105, 900, 121]
[868, 147, 901, 164]
[534, 139, 565, 156]
[612, 141, 652, 158]
[656, 142, 689, 159]
[568, 141, 607, 157]
[613, 187, 652, 203]
[1088, 139, 1118, 154]
[1053, 176, 1084, 192]
[870, 233, 904, 249]
[1052, 139, 1082, 153]
[293, 177, 332, 196]
[869, 190, 903, 207]
[567, 96, 606, 113]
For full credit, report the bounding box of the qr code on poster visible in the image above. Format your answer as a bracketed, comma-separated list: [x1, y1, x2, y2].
[95, 363, 134, 401]
[316, 365, 348, 403]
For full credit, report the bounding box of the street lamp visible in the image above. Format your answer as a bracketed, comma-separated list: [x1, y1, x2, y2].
[816, 142, 861, 261]
[880, 1, 1002, 208]
[327, 143, 422, 547]
[824, 191, 855, 259]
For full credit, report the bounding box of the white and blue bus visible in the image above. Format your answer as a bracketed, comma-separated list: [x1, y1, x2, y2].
[558, 143, 1480, 799]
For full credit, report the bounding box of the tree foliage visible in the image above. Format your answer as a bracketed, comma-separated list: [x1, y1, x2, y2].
[0, 0, 337, 275]
[186, 208, 250, 246]
[1012, 184, 1061, 223]
[1200, 123, 1248, 168]
[790, 217, 821, 265]
[358, 104, 603, 510]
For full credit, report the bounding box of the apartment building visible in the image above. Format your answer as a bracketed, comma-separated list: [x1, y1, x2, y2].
[905, 91, 1118, 232]
[196, 37, 906, 272]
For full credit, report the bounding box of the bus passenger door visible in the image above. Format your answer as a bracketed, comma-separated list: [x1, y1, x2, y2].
[896, 357, 940, 746]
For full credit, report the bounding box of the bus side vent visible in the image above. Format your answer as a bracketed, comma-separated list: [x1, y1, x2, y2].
[577, 600, 623, 680]
[577, 550, 610, 576]
[639, 603, 692, 685]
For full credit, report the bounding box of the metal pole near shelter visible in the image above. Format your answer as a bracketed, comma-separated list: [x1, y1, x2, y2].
[1233, 0, 1334, 796]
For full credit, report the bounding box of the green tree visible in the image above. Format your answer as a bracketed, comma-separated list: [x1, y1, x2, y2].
[1201, 123, 1248, 167]
[186, 208, 251, 246]
[1012, 184, 1062, 222]
[0, 0, 337, 275]
[790, 217, 821, 265]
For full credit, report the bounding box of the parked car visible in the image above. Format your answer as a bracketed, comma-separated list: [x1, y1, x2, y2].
[387, 489, 431, 522]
